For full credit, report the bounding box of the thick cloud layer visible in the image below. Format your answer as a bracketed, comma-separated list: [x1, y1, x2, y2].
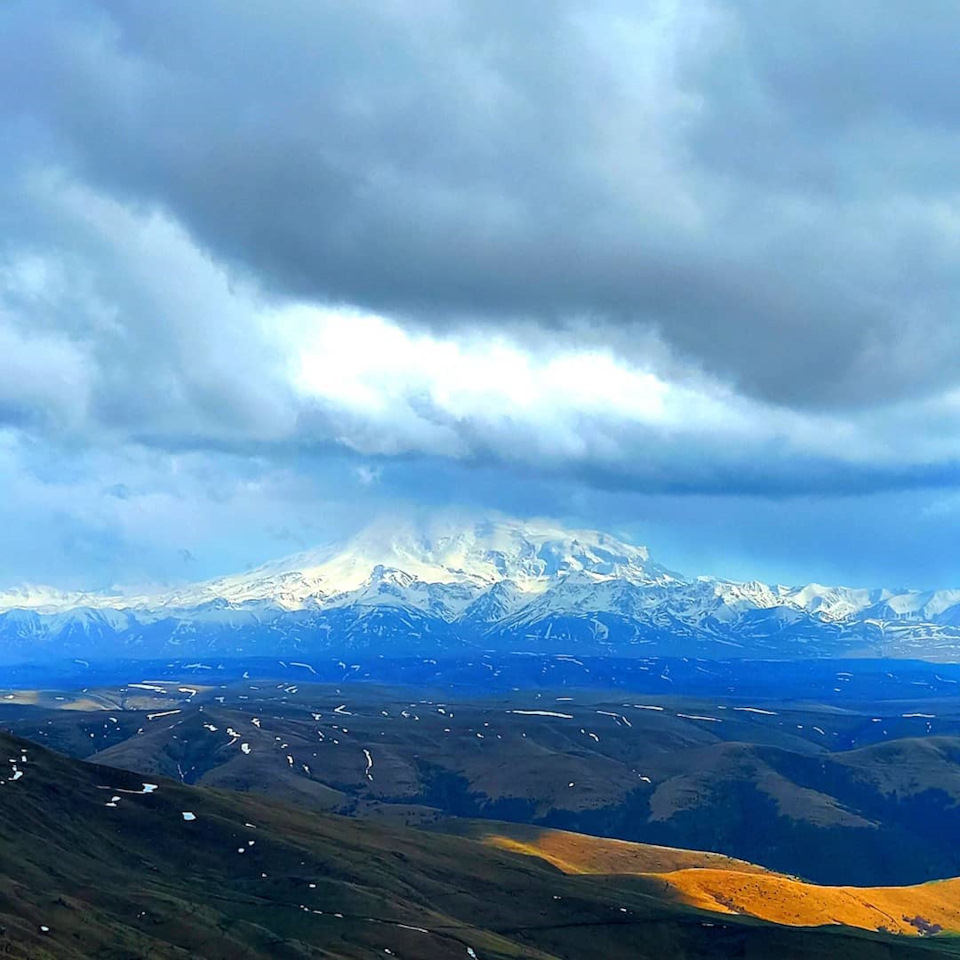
[6, 0, 960, 407]
[3, 1, 960, 588]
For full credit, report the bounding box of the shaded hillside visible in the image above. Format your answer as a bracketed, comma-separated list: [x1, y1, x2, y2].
[5, 680, 960, 885]
[0, 733, 948, 959]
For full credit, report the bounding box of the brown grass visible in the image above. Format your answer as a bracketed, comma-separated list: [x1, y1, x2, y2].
[478, 823, 767, 876]
[663, 868, 960, 936]
[476, 822, 960, 937]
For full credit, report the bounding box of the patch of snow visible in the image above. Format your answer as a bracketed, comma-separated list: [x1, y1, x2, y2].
[507, 710, 573, 719]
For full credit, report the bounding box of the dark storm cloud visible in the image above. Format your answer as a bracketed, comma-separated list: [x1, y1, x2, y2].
[5, 0, 960, 408]
[9, 0, 960, 593]
[0, 169, 299, 448]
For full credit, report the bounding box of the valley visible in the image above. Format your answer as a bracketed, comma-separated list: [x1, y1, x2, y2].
[0, 728, 951, 960]
[2, 654, 960, 956]
[3, 658, 960, 887]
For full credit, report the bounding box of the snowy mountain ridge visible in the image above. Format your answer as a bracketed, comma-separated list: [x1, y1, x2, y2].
[0, 516, 670, 614]
[2, 515, 960, 661]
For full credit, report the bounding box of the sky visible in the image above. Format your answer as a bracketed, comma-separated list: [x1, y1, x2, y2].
[3, 0, 960, 591]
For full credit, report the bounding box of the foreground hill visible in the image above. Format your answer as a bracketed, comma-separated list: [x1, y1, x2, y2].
[461, 822, 960, 938]
[0, 732, 948, 960]
[6, 515, 960, 660]
[5, 678, 960, 886]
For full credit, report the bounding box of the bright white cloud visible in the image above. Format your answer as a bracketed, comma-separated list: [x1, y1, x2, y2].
[279, 302, 944, 472]
[4, 168, 960, 483]
[288, 306, 672, 431]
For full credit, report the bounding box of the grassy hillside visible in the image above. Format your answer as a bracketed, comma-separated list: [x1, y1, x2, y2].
[664, 869, 960, 936]
[454, 821, 960, 939]
[5, 680, 960, 885]
[443, 820, 769, 876]
[0, 732, 957, 958]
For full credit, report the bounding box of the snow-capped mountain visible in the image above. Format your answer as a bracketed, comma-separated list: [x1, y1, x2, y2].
[3, 515, 960, 662]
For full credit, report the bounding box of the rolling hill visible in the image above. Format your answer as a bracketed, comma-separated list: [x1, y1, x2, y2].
[457, 822, 960, 939]
[4, 677, 960, 886]
[0, 730, 951, 959]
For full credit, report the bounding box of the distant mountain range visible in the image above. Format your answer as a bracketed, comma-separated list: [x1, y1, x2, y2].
[3, 515, 960, 662]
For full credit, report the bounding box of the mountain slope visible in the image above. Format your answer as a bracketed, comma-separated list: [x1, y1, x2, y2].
[6, 514, 960, 660]
[8, 679, 960, 887]
[0, 731, 947, 960]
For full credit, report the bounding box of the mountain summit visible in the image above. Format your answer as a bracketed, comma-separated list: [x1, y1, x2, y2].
[0, 515, 673, 612]
[2, 514, 960, 662]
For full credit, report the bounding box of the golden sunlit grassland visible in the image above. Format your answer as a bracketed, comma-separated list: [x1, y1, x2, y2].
[470, 821, 960, 937]
[664, 868, 960, 936]
[476, 822, 767, 876]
